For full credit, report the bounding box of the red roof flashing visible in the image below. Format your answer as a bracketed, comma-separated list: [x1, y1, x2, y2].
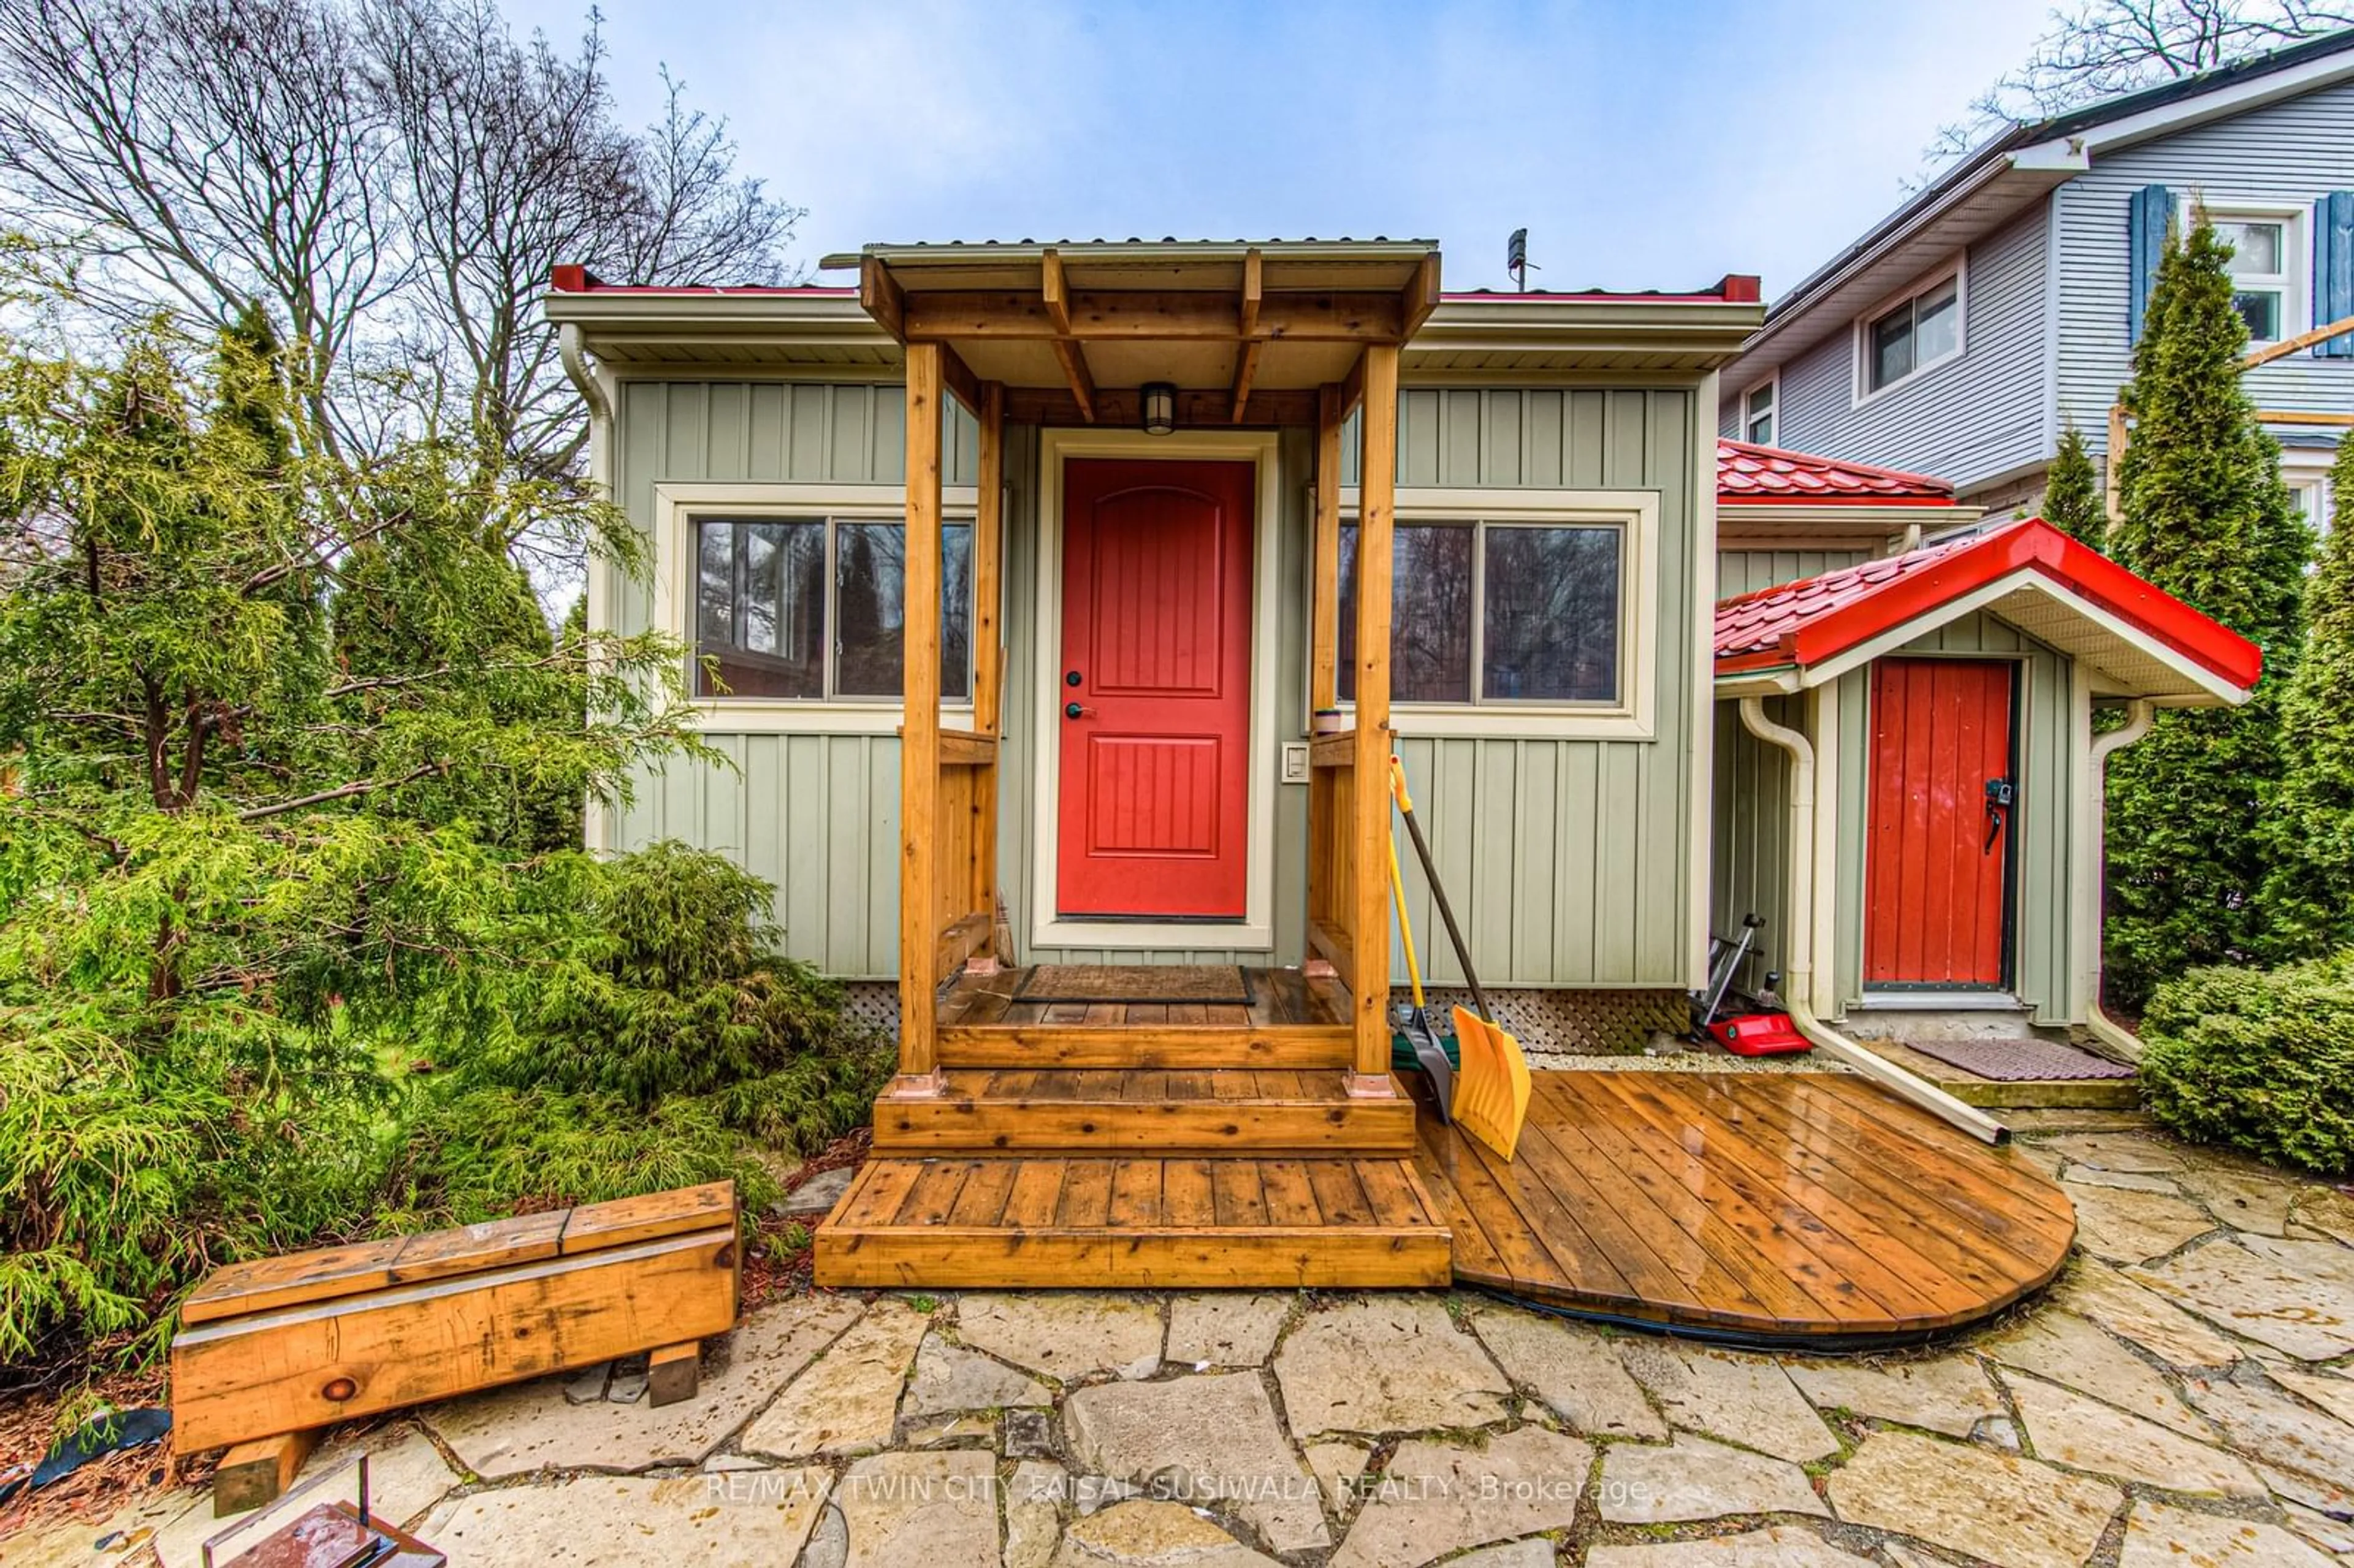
[1718, 439, 1956, 505]
[1714, 518, 2263, 691]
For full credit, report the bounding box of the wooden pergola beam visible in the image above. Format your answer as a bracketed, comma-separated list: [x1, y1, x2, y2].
[1052, 340, 1099, 424]
[860, 257, 905, 340]
[901, 289, 1407, 343]
[1004, 386, 1316, 427]
[1229, 340, 1263, 424]
[1401, 254, 1442, 338]
[1238, 248, 1262, 339]
[934, 340, 987, 416]
[2241, 313, 2354, 371]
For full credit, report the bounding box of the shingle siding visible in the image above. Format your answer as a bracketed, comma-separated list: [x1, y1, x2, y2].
[2056, 77, 2354, 446]
[1769, 204, 2052, 494]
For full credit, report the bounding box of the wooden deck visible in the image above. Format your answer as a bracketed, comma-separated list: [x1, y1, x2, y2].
[1414, 1070, 2076, 1345]
[821, 965, 2073, 1337]
[816, 1154, 1454, 1289]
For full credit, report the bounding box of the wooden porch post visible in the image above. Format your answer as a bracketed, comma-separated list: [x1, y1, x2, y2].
[894, 341, 945, 1094]
[1349, 344, 1400, 1094]
[972, 382, 1007, 960]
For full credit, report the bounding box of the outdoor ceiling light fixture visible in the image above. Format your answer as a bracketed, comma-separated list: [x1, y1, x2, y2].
[1140, 382, 1177, 436]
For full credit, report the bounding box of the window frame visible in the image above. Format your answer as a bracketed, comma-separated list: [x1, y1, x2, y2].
[2200, 199, 2306, 348]
[1741, 375, 1779, 446]
[1327, 487, 1659, 739]
[1851, 254, 1967, 406]
[655, 482, 982, 733]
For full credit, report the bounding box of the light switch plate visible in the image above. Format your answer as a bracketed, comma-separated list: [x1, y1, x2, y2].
[1281, 741, 1310, 784]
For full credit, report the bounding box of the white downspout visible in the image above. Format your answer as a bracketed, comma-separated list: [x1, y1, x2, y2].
[2082, 699, 2158, 1062]
[1738, 696, 2011, 1146]
[560, 322, 619, 855]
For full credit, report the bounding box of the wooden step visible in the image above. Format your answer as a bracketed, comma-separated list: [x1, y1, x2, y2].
[935, 1021, 1354, 1069]
[871, 1069, 1417, 1155]
[813, 1155, 1453, 1289]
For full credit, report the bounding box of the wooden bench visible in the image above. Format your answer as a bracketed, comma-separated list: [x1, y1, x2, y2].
[172, 1182, 738, 1513]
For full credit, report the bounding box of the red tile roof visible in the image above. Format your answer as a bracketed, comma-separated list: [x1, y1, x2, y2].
[1718, 439, 1956, 505]
[1714, 517, 2263, 692]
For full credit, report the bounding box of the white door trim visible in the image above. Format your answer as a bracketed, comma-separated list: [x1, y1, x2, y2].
[1030, 429, 1283, 951]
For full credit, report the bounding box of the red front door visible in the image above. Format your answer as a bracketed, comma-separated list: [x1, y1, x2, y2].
[1056, 459, 1254, 918]
[1864, 658, 2015, 988]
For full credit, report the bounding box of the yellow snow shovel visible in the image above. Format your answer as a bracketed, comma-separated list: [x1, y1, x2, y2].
[1388, 755, 1531, 1161]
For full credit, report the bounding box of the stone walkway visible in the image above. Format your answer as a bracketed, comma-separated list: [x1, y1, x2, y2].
[15, 1111, 2354, 1567]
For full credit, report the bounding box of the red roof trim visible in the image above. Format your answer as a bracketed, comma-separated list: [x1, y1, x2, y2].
[1716, 438, 1956, 504]
[549, 265, 855, 297]
[1714, 518, 2263, 691]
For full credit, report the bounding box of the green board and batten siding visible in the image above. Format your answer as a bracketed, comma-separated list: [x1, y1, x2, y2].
[603, 378, 1704, 989]
[1708, 598, 2082, 1025]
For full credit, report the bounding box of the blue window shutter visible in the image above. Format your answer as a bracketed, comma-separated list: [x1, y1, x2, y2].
[2128, 184, 2171, 346]
[2317, 191, 2353, 357]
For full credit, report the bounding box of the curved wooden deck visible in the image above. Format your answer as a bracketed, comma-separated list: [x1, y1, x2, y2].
[1414, 1070, 2075, 1347]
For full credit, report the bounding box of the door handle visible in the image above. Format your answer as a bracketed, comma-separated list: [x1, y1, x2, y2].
[1983, 777, 2014, 853]
[1065, 702, 1094, 720]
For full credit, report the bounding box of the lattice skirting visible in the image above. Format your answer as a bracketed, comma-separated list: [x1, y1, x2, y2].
[1404, 987, 1688, 1056]
[839, 981, 902, 1037]
[842, 976, 1685, 1056]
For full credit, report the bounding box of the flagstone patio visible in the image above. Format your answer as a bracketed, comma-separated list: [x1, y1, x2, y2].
[15, 1114, 2354, 1568]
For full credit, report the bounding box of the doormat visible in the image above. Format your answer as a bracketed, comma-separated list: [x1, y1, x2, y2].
[1895, 1034, 2136, 1083]
[1012, 964, 1254, 1006]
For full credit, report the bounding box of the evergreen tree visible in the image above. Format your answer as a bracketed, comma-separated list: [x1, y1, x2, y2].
[2043, 423, 2106, 546]
[2265, 438, 2354, 956]
[2101, 218, 2313, 1012]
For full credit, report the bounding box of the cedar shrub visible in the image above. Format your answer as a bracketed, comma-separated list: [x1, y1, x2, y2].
[2264, 438, 2354, 956]
[2100, 217, 2311, 1013]
[2042, 422, 2105, 546]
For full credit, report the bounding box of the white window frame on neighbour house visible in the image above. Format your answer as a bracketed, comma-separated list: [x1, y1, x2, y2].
[1742, 376, 1778, 446]
[651, 481, 981, 734]
[2200, 200, 2306, 347]
[1326, 487, 1659, 739]
[1853, 254, 1966, 405]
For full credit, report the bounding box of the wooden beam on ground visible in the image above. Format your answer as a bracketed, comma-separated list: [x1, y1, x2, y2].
[1349, 343, 1401, 1094]
[861, 257, 906, 341]
[901, 289, 1407, 343]
[1401, 254, 1442, 338]
[170, 1227, 738, 1452]
[1230, 340, 1263, 424]
[1311, 384, 1343, 711]
[1238, 248, 1262, 339]
[647, 1342, 700, 1409]
[2241, 313, 2354, 370]
[213, 1429, 319, 1516]
[896, 341, 945, 1094]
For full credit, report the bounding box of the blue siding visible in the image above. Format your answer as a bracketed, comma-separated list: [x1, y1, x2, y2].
[2055, 77, 2354, 443]
[1767, 204, 2051, 493]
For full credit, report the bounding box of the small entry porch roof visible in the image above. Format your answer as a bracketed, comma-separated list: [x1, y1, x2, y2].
[1712, 517, 2264, 705]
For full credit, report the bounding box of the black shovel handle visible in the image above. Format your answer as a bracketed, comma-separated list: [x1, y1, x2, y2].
[1393, 769, 1494, 1022]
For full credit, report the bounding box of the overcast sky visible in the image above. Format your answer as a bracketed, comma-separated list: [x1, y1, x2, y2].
[500, 0, 2061, 297]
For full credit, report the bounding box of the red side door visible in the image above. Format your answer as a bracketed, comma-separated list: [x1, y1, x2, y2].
[1056, 459, 1254, 918]
[1864, 658, 2016, 989]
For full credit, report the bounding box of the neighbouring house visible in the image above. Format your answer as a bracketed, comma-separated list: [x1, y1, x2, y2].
[1719, 28, 2354, 524]
[544, 240, 2250, 1328]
